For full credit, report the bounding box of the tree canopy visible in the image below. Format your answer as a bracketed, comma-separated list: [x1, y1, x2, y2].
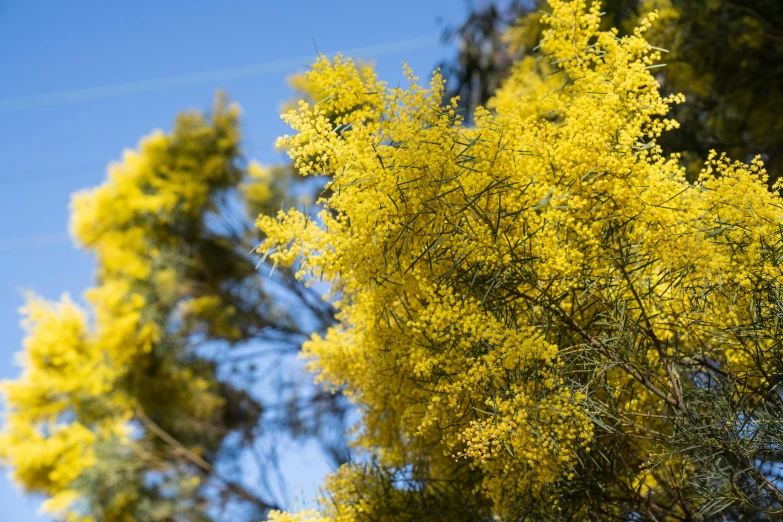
[261, 1, 783, 519]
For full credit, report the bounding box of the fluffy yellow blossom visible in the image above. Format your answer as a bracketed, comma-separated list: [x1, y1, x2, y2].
[260, 0, 783, 518]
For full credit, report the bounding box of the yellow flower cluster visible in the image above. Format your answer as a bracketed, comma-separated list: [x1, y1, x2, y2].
[0, 292, 142, 519]
[259, 0, 783, 518]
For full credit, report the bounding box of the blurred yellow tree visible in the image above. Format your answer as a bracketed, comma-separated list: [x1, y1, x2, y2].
[0, 93, 348, 521]
[260, 1, 783, 520]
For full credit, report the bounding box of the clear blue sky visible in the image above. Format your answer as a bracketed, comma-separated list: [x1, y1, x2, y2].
[0, 1, 468, 519]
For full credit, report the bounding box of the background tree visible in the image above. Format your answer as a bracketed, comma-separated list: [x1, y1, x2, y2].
[443, 0, 783, 182]
[0, 92, 349, 521]
[259, 1, 783, 520]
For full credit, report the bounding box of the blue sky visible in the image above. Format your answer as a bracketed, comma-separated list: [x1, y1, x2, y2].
[0, 1, 468, 519]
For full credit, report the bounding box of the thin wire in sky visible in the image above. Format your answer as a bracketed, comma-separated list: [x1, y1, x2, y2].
[0, 35, 444, 250]
[0, 35, 439, 112]
[0, 233, 70, 252]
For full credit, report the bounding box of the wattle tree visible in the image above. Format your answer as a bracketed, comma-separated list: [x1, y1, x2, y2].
[261, 1, 783, 520]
